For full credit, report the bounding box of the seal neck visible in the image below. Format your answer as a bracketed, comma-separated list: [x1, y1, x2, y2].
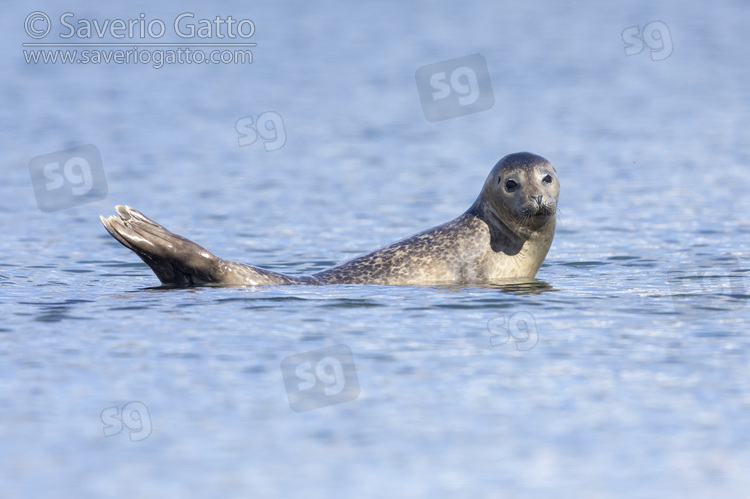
[466, 194, 527, 253]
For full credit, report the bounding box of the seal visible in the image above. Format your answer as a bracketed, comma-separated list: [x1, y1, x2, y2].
[100, 152, 559, 286]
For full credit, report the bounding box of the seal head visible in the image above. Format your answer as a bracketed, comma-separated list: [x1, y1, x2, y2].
[477, 152, 558, 239]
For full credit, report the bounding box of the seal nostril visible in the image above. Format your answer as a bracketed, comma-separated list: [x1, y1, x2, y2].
[532, 195, 543, 205]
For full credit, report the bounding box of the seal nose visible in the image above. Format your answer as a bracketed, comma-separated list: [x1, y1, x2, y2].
[531, 195, 543, 206]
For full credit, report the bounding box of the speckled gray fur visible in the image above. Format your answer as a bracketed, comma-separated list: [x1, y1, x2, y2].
[100, 152, 559, 287]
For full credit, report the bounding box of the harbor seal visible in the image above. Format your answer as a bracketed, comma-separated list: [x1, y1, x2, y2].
[100, 152, 559, 286]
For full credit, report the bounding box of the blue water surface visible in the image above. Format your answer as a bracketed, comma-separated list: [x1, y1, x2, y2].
[1, 1, 750, 498]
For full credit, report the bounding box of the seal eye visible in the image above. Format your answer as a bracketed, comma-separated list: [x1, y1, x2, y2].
[542, 174, 553, 184]
[505, 179, 518, 192]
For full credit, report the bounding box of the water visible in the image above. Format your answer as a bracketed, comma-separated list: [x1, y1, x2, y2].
[2, 0, 750, 497]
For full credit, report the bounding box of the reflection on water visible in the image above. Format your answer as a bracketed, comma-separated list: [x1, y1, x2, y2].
[483, 278, 556, 295]
[19, 299, 95, 323]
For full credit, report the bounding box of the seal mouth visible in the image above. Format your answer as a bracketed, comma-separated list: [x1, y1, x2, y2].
[523, 205, 556, 218]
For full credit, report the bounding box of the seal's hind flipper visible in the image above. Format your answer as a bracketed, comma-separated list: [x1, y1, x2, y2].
[100, 205, 225, 285]
[100, 205, 312, 286]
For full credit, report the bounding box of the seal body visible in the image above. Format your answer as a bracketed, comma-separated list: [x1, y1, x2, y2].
[100, 152, 559, 286]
